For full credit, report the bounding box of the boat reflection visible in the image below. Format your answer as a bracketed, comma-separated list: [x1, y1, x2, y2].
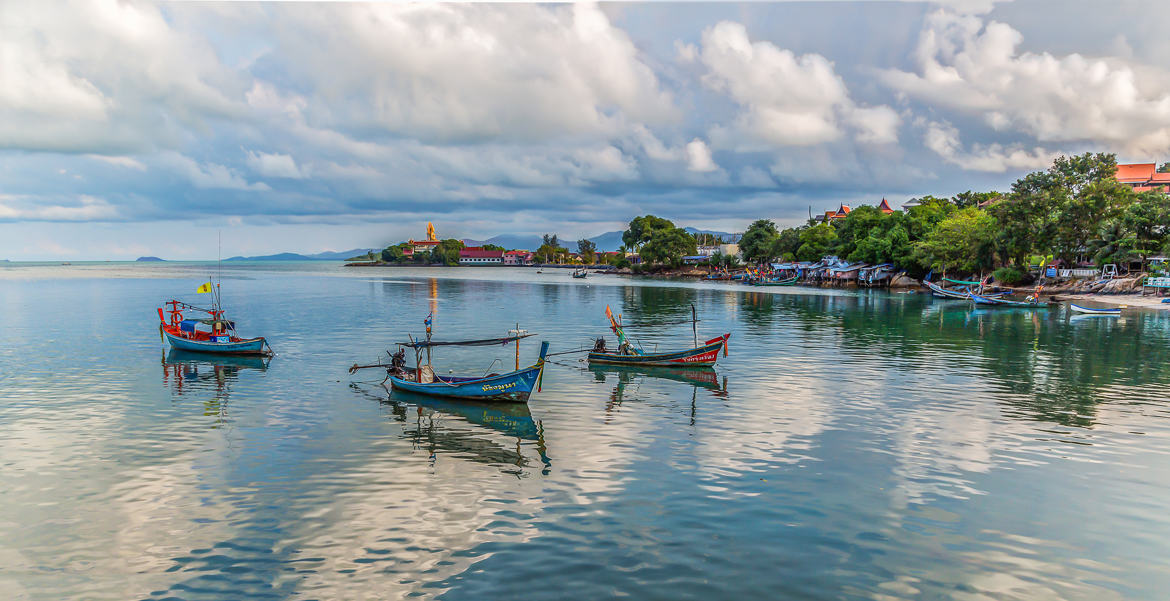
[588, 364, 729, 425]
[359, 385, 551, 475]
[161, 349, 269, 426]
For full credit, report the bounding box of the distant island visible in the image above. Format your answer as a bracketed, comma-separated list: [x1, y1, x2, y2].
[225, 248, 379, 262]
[136, 256, 165, 262]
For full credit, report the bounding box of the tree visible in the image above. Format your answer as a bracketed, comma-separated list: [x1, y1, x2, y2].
[381, 246, 405, 263]
[913, 207, 997, 274]
[577, 239, 597, 264]
[482, 244, 505, 251]
[1049, 178, 1133, 264]
[739, 219, 779, 263]
[834, 206, 885, 260]
[1119, 191, 1170, 261]
[622, 215, 675, 251]
[433, 239, 464, 266]
[770, 227, 803, 261]
[796, 223, 838, 262]
[953, 190, 1001, 209]
[1158, 163, 1170, 173]
[639, 227, 697, 267]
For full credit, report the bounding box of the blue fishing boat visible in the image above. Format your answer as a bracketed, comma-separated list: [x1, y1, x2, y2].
[349, 320, 549, 403]
[970, 293, 1052, 308]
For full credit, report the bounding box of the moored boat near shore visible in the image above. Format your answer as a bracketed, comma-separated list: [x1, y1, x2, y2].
[1069, 303, 1121, 315]
[588, 305, 730, 367]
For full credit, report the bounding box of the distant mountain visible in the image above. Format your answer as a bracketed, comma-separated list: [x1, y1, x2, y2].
[462, 235, 544, 251]
[225, 252, 314, 261]
[224, 248, 379, 261]
[136, 256, 165, 262]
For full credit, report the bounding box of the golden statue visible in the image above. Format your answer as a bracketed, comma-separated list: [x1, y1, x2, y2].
[426, 222, 437, 241]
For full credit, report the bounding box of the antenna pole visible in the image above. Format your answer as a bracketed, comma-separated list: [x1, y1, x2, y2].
[691, 303, 698, 348]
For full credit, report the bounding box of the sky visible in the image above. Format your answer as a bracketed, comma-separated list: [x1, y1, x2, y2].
[3, 0, 1170, 260]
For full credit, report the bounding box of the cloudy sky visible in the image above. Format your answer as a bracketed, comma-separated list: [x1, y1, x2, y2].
[3, 0, 1169, 260]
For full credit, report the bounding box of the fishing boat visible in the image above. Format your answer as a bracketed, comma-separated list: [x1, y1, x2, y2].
[572, 268, 588, 279]
[349, 320, 549, 403]
[753, 275, 798, 286]
[969, 293, 1052, 308]
[158, 287, 271, 356]
[587, 305, 729, 367]
[1069, 303, 1121, 315]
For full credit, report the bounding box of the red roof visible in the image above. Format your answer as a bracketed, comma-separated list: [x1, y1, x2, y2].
[504, 250, 530, 256]
[877, 198, 893, 214]
[1150, 171, 1170, 183]
[1116, 163, 1156, 183]
[459, 249, 503, 259]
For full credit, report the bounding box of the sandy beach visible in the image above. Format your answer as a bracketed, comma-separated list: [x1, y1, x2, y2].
[1053, 293, 1170, 310]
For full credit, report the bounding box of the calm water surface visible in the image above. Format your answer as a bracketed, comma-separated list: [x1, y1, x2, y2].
[2, 263, 1169, 600]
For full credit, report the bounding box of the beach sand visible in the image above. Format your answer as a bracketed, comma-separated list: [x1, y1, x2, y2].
[1054, 293, 1170, 310]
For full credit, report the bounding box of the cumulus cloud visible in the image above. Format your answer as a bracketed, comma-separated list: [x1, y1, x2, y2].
[694, 21, 900, 148]
[882, 7, 1170, 156]
[245, 150, 306, 179]
[0, 0, 245, 153]
[685, 138, 718, 172]
[270, 3, 677, 144]
[923, 120, 1056, 173]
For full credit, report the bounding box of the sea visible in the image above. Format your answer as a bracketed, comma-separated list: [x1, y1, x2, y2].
[2, 262, 1169, 600]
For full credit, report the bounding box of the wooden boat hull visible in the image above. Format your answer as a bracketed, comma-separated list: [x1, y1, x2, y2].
[1069, 303, 1120, 315]
[754, 277, 798, 286]
[588, 335, 728, 367]
[163, 328, 268, 355]
[970, 294, 1052, 308]
[388, 362, 545, 403]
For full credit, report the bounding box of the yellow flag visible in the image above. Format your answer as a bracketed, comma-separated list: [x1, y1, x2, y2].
[196, 282, 213, 294]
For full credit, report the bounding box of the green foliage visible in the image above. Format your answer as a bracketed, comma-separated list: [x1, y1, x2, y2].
[914, 207, 997, 273]
[577, 239, 597, 264]
[622, 215, 675, 251]
[993, 266, 1027, 285]
[381, 246, 405, 263]
[542, 234, 559, 249]
[739, 219, 779, 263]
[481, 244, 505, 251]
[433, 239, 464, 266]
[1119, 192, 1170, 260]
[796, 223, 838, 262]
[835, 205, 885, 260]
[771, 227, 802, 260]
[953, 190, 1000, 209]
[639, 227, 697, 267]
[1158, 162, 1170, 174]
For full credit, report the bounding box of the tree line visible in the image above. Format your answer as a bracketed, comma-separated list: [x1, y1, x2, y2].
[734, 153, 1170, 283]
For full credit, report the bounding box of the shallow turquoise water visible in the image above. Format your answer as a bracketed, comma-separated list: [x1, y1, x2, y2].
[2, 263, 1169, 600]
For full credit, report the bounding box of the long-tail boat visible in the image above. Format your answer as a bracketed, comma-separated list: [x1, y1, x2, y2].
[753, 275, 799, 286]
[349, 319, 549, 403]
[969, 293, 1052, 308]
[587, 305, 729, 367]
[158, 285, 271, 356]
[1069, 303, 1121, 315]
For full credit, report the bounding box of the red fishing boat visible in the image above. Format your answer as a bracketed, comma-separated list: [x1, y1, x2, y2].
[587, 305, 729, 367]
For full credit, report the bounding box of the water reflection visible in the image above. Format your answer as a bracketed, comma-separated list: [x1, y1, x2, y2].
[161, 349, 269, 425]
[353, 384, 550, 475]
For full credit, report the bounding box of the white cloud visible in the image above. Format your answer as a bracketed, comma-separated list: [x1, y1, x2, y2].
[271, 3, 677, 144]
[161, 153, 269, 191]
[0, 0, 245, 153]
[696, 21, 900, 148]
[85, 155, 147, 171]
[882, 7, 1170, 156]
[244, 150, 306, 179]
[0, 194, 118, 221]
[923, 120, 1056, 173]
[685, 138, 718, 172]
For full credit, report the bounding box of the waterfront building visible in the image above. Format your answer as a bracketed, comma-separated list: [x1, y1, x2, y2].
[1115, 163, 1170, 193]
[459, 248, 504, 265]
[503, 250, 533, 266]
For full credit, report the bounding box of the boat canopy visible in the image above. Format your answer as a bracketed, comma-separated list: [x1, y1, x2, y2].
[180, 318, 234, 332]
[399, 333, 535, 348]
[943, 277, 983, 286]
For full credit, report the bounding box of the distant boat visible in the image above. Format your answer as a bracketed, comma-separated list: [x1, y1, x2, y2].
[158, 284, 271, 355]
[1069, 303, 1120, 315]
[572, 268, 587, 278]
[753, 275, 798, 287]
[587, 305, 729, 367]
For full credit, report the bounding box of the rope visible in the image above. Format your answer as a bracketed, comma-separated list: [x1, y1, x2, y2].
[543, 347, 593, 357]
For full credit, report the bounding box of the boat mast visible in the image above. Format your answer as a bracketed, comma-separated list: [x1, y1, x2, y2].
[691, 303, 698, 348]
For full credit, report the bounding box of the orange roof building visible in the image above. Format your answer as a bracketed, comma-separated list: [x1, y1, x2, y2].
[1116, 162, 1168, 193]
[877, 198, 894, 214]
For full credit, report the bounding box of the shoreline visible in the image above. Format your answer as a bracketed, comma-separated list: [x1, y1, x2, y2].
[1050, 293, 1170, 311]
